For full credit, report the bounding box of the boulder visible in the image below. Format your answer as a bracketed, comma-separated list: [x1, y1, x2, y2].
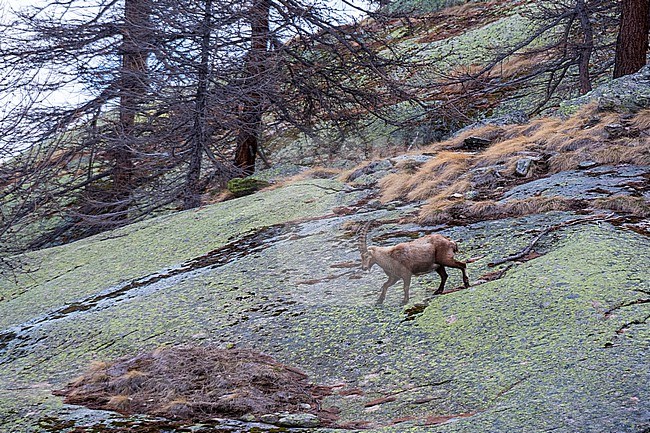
[227, 177, 271, 197]
[514, 157, 533, 177]
[560, 64, 650, 114]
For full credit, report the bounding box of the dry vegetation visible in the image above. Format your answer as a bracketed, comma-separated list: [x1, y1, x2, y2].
[373, 105, 650, 223]
[54, 346, 333, 423]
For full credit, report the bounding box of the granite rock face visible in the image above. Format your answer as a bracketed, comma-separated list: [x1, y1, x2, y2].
[560, 64, 650, 114]
[0, 175, 648, 433]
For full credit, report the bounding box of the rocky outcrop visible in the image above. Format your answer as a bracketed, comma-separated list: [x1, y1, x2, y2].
[0, 173, 648, 432]
[560, 64, 650, 114]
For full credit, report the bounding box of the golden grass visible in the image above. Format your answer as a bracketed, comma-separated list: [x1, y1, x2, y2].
[546, 151, 589, 173]
[593, 142, 650, 166]
[379, 151, 473, 202]
[631, 109, 650, 130]
[379, 171, 415, 202]
[419, 196, 577, 224]
[378, 102, 648, 220]
[428, 123, 505, 152]
[593, 195, 650, 217]
[418, 200, 456, 225]
[74, 361, 110, 385]
[465, 200, 500, 219]
[306, 101, 650, 226]
[107, 395, 131, 411]
[497, 52, 553, 79]
[419, 190, 650, 225]
[111, 369, 149, 394]
[500, 196, 574, 215]
[473, 137, 532, 167]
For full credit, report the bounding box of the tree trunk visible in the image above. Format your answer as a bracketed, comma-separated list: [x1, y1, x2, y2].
[112, 0, 151, 219]
[613, 0, 650, 78]
[184, 0, 212, 210]
[233, 0, 270, 176]
[234, 110, 262, 176]
[576, 0, 593, 94]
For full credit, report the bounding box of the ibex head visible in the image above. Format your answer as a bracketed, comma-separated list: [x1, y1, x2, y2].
[358, 220, 376, 271]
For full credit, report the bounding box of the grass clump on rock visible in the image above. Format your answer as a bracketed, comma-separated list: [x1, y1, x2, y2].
[227, 177, 271, 197]
[54, 346, 330, 423]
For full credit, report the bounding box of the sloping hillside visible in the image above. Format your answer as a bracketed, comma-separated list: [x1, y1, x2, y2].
[1, 100, 648, 431]
[1, 3, 649, 432]
[266, 0, 617, 167]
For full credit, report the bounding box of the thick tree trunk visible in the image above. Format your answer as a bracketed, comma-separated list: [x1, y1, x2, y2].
[233, 0, 270, 176]
[111, 0, 150, 219]
[613, 0, 650, 78]
[234, 110, 262, 175]
[184, 0, 212, 210]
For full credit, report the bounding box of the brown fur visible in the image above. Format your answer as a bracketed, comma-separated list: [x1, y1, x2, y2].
[359, 226, 469, 305]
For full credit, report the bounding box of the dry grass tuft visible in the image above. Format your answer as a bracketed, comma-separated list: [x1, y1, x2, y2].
[380, 171, 418, 202]
[429, 124, 505, 152]
[465, 200, 501, 220]
[107, 395, 131, 412]
[500, 196, 575, 216]
[419, 195, 579, 224]
[54, 346, 329, 422]
[337, 101, 650, 226]
[631, 109, 650, 131]
[161, 399, 193, 419]
[71, 361, 110, 385]
[593, 142, 650, 166]
[110, 369, 149, 394]
[380, 151, 473, 202]
[593, 195, 650, 217]
[418, 199, 457, 225]
[474, 137, 532, 168]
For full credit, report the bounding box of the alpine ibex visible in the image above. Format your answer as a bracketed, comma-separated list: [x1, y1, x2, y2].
[358, 221, 469, 305]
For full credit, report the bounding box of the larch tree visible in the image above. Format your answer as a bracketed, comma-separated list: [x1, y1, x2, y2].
[0, 0, 420, 252]
[233, 0, 271, 175]
[613, 0, 650, 77]
[112, 0, 153, 219]
[0, 0, 157, 248]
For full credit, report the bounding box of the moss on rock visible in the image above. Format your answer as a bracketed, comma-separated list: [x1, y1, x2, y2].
[559, 64, 650, 115]
[227, 177, 271, 197]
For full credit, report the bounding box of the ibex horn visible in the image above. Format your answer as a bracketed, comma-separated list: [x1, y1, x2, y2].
[357, 220, 373, 253]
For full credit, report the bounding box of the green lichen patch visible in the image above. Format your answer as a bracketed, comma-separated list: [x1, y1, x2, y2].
[0, 179, 359, 330]
[411, 224, 650, 432]
[0, 197, 648, 432]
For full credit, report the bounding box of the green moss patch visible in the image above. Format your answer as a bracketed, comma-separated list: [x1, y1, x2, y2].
[227, 177, 271, 197]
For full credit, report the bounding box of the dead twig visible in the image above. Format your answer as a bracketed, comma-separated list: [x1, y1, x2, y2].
[488, 213, 615, 267]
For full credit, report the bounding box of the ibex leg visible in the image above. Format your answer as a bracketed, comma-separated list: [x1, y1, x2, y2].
[439, 258, 470, 289]
[434, 266, 448, 295]
[376, 275, 399, 305]
[401, 274, 412, 306]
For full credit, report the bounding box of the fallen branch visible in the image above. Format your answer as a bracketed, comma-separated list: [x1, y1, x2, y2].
[488, 213, 615, 267]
